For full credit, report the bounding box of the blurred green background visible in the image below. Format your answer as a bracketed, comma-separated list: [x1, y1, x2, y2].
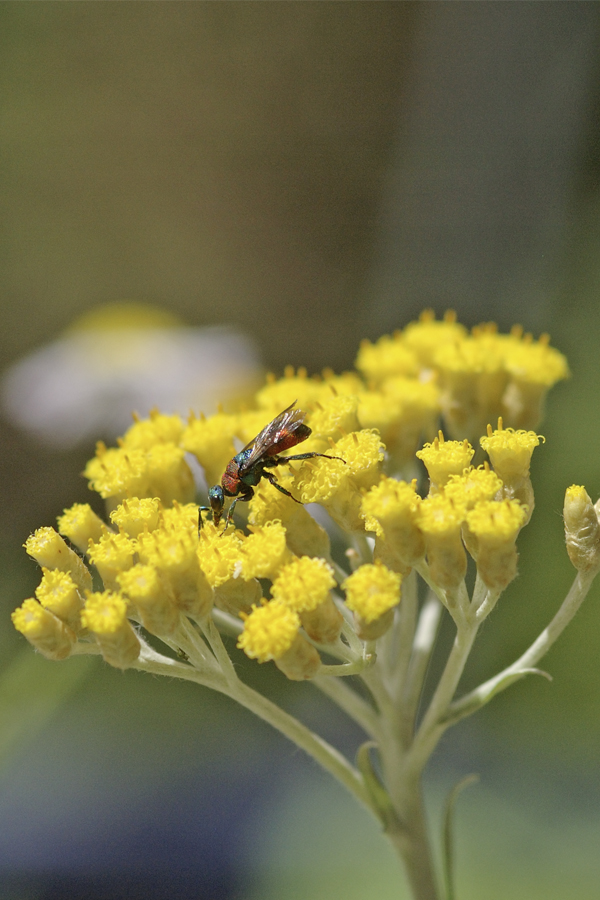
[2, 3, 600, 899]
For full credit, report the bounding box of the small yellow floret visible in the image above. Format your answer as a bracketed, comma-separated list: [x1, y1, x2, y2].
[466, 500, 527, 544]
[504, 335, 569, 387]
[402, 310, 467, 366]
[307, 395, 361, 443]
[84, 444, 148, 500]
[81, 590, 129, 634]
[254, 369, 327, 411]
[35, 569, 83, 625]
[271, 557, 336, 612]
[444, 466, 503, 509]
[181, 412, 237, 488]
[343, 563, 401, 624]
[87, 531, 136, 588]
[122, 411, 185, 450]
[143, 443, 195, 505]
[361, 477, 421, 536]
[355, 334, 418, 383]
[24, 527, 93, 593]
[81, 590, 140, 667]
[480, 422, 542, 480]
[417, 433, 475, 489]
[197, 526, 245, 588]
[237, 600, 301, 662]
[241, 522, 292, 580]
[110, 497, 162, 537]
[118, 563, 180, 636]
[417, 494, 466, 536]
[57, 504, 105, 553]
[12, 599, 75, 659]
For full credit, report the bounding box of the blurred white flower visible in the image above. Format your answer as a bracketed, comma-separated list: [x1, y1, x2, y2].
[1, 303, 262, 448]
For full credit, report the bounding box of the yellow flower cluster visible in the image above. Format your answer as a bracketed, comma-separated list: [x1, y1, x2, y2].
[13, 312, 567, 678]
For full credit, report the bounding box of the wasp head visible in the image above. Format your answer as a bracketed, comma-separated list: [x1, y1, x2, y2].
[208, 485, 225, 527]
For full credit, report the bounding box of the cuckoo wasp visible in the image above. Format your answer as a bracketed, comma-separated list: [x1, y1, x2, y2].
[200, 401, 345, 530]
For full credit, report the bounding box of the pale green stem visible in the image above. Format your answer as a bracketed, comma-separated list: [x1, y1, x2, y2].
[401, 594, 444, 738]
[351, 532, 373, 565]
[446, 566, 598, 724]
[226, 678, 376, 816]
[386, 569, 419, 701]
[407, 618, 479, 776]
[211, 607, 243, 639]
[473, 587, 501, 624]
[319, 659, 373, 677]
[312, 675, 381, 739]
[197, 614, 239, 686]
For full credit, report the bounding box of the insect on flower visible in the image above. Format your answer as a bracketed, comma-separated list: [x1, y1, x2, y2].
[200, 401, 345, 530]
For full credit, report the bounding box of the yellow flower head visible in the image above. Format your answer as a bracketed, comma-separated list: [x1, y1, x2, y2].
[12, 599, 75, 660]
[241, 521, 292, 581]
[84, 444, 148, 501]
[343, 562, 401, 624]
[87, 531, 136, 588]
[417, 494, 466, 537]
[57, 503, 105, 553]
[237, 600, 301, 662]
[122, 411, 185, 450]
[293, 429, 384, 531]
[402, 310, 467, 367]
[24, 527, 93, 594]
[110, 497, 162, 537]
[81, 590, 141, 668]
[271, 556, 336, 612]
[355, 334, 418, 383]
[197, 525, 245, 588]
[416, 433, 475, 490]
[182, 411, 238, 488]
[118, 563, 180, 637]
[307, 395, 361, 444]
[35, 568, 83, 626]
[255, 367, 327, 411]
[159, 501, 202, 537]
[480, 421, 542, 481]
[81, 590, 129, 636]
[361, 477, 421, 538]
[444, 465, 503, 510]
[144, 443, 195, 506]
[504, 333, 569, 387]
[466, 499, 527, 546]
[247, 480, 332, 559]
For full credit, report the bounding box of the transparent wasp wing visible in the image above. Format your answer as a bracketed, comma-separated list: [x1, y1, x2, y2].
[238, 402, 306, 475]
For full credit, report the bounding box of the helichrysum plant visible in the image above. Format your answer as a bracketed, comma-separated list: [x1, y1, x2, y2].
[14, 310, 595, 900]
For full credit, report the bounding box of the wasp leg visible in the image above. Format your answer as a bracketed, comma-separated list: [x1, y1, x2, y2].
[222, 485, 254, 532]
[262, 470, 303, 504]
[278, 452, 346, 464]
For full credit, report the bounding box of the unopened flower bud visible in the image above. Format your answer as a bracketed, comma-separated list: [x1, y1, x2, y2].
[12, 599, 76, 660]
[81, 591, 141, 668]
[564, 485, 600, 572]
[24, 527, 92, 594]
